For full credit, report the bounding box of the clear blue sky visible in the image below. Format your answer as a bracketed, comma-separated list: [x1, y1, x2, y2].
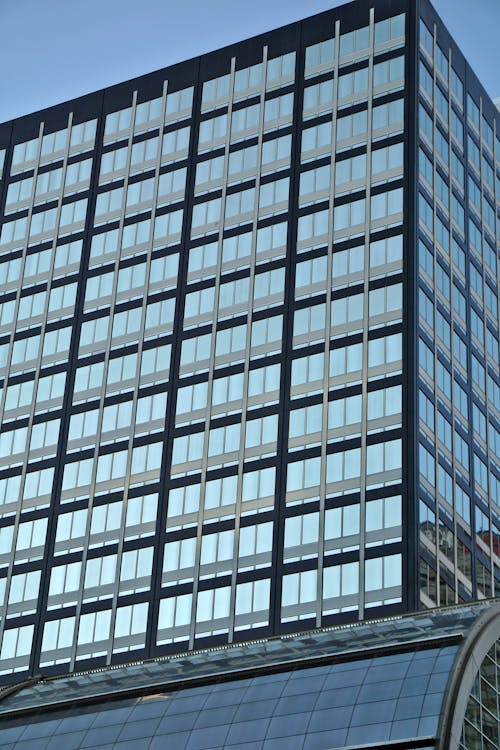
[0, 0, 498, 123]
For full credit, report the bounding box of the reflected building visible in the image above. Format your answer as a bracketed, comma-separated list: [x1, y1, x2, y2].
[0, 3, 499, 741]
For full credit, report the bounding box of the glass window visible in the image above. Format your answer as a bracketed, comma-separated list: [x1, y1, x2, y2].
[35, 167, 62, 199]
[338, 68, 369, 100]
[165, 86, 193, 121]
[131, 136, 159, 171]
[305, 38, 335, 75]
[262, 134, 291, 172]
[450, 67, 463, 104]
[420, 19, 433, 56]
[231, 103, 260, 140]
[373, 56, 404, 88]
[339, 26, 369, 56]
[5, 175, 34, 208]
[104, 106, 132, 137]
[337, 110, 368, 148]
[266, 52, 295, 88]
[11, 137, 39, 170]
[372, 99, 404, 134]
[41, 128, 67, 159]
[436, 44, 449, 80]
[135, 97, 163, 129]
[336, 153, 366, 188]
[234, 63, 263, 94]
[198, 114, 228, 150]
[263, 92, 294, 128]
[302, 121, 332, 158]
[162, 126, 190, 162]
[70, 119, 97, 150]
[374, 14, 405, 46]
[303, 80, 334, 116]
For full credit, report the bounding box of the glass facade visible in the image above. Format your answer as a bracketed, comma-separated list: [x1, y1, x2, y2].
[461, 639, 500, 750]
[417, 12, 500, 609]
[0, 0, 498, 683]
[0, 646, 452, 749]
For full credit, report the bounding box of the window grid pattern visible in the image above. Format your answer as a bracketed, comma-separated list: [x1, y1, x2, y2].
[0, 9, 407, 676]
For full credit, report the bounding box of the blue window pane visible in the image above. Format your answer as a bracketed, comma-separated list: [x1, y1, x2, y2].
[427, 672, 450, 692]
[46, 733, 88, 750]
[91, 706, 133, 727]
[303, 729, 348, 750]
[194, 705, 237, 728]
[184, 724, 229, 749]
[422, 692, 444, 716]
[323, 668, 365, 689]
[263, 737, 305, 750]
[364, 659, 409, 682]
[114, 738, 151, 750]
[347, 721, 391, 745]
[150, 731, 190, 750]
[390, 718, 420, 740]
[204, 686, 247, 708]
[167, 694, 208, 715]
[350, 699, 395, 726]
[393, 694, 424, 720]
[434, 652, 457, 671]
[358, 680, 401, 702]
[58, 714, 96, 733]
[211, 677, 254, 691]
[314, 685, 360, 709]
[406, 656, 437, 676]
[332, 658, 372, 673]
[289, 665, 328, 681]
[16, 740, 54, 750]
[226, 718, 271, 744]
[19, 718, 62, 740]
[266, 711, 311, 738]
[275, 693, 317, 714]
[399, 674, 430, 697]
[157, 712, 201, 733]
[117, 717, 161, 740]
[0, 726, 25, 743]
[281, 676, 323, 696]
[418, 715, 440, 735]
[308, 706, 353, 731]
[81, 724, 123, 746]
[244, 680, 287, 702]
[234, 699, 277, 722]
[128, 698, 170, 721]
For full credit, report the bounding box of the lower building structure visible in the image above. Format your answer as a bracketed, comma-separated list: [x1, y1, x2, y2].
[1, 600, 500, 749]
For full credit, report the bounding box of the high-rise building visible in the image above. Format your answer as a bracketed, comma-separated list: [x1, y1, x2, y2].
[0, 0, 498, 694]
